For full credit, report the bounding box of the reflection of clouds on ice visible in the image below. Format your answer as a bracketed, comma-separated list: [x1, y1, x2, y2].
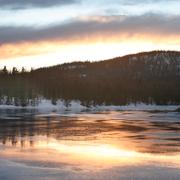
[0, 158, 180, 180]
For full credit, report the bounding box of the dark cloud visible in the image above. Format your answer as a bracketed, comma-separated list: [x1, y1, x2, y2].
[1, 0, 177, 10]
[0, 14, 180, 45]
[0, 0, 178, 10]
[0, 0, 79, 9]
[0, 0, 178, 11]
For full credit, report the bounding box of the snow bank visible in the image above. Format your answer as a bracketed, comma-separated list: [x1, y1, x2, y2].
[0, 99, 180, 112]
[94, 103, 180, 111]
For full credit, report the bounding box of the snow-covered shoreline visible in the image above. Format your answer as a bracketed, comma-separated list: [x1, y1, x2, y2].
[0, 99, 180, 112]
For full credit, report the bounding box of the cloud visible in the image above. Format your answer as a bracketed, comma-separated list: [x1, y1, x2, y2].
[116, 0, 178, 5]
[0, 0, 79, 9]
[0, 0, 178, 10]
[0, 14, 180, 46]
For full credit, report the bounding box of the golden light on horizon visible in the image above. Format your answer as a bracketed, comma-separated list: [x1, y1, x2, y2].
[1, 33, 180, 70]
[1, 33, 180, 59]
[0, 23, 180, 71]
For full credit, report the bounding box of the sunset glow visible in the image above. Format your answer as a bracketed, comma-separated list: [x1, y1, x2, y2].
[1, 2, 180, 178]
[0, 0, 180, 69]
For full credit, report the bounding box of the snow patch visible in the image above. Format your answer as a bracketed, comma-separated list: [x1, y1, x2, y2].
[0, 99, 180, 112]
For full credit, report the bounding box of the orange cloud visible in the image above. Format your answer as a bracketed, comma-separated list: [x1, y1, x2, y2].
[0, 41, 62, 59]
[1, 32, 180, 60]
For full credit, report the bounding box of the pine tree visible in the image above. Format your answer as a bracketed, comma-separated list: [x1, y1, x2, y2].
[12, 67, 18, 75]
[2, 66, 8, 75]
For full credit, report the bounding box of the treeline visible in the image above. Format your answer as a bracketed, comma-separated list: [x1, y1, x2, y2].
[1, 50, 180, 106]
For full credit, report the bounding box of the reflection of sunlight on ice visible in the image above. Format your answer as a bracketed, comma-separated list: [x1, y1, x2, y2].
[43, 142, 137, 158]
[34, 139, 143, 168]
[1, 136, 180, 169]
[34, 138, 180, 168]
[1, 108, 180, 170]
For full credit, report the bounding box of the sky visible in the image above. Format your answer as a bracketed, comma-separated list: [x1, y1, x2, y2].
[0, 0, 180, 70]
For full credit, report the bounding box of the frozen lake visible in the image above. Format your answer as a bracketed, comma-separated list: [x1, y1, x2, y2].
[0, 109, 180, 180]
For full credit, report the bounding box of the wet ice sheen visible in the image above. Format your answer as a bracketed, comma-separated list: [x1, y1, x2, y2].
[0, 110, 180, 180]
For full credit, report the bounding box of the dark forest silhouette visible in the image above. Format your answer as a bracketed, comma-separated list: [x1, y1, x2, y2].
[1, 50, 180, 106]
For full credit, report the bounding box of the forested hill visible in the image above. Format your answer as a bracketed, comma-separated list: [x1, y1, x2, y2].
[1, 50, 180, 106]
[34, 50, 180, 78]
